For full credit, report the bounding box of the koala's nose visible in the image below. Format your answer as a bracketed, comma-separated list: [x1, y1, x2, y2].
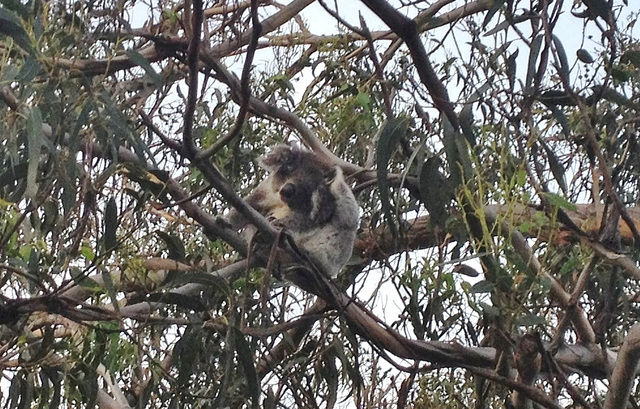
[280, 183, 296, 202]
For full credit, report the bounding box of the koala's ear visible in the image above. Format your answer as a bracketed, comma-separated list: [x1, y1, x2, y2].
[258, 145, 293, 171]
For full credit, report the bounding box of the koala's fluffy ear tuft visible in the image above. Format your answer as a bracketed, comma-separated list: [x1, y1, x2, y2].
[258, 145, 294, 171]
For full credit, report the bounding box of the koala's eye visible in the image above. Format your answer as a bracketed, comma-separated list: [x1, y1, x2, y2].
[280, 183, 296, 201]
[324, 169, 336, 184]
[279, 158, 297, 176]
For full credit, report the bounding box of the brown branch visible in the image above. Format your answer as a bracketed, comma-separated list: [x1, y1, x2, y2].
[255, 299, 329, 378]
[360, 0, 459, 130]
[466, 365, 563, 409]
[510, 334, 542, 409]
[45, 43, 176, 77]
[604, 324, 640, 409]
[485, 207, 596, 344]
[355, 203, 640, 262]
[203, 0, 314, 59]
[182, 0, 204, 156]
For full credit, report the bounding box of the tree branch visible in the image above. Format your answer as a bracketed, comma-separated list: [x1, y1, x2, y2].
[604, 324, 640, 409]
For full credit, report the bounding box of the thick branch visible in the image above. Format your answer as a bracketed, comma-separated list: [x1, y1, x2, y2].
[603, 324, 640, 409]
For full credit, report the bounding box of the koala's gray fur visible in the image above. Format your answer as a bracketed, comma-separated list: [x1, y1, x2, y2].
[225, 145, 359, 278]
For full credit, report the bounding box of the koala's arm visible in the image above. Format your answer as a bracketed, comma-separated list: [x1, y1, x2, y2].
[223, 179, 285, 230]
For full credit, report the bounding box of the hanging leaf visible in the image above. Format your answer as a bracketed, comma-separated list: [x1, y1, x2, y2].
[441, 116, 472, 187]
[0, 0, 30, 19]
[0, 7, 33, 53]
[471, 280, 495, 294]
[147, 292, 208, 311]
[174, 327, 200, 387]
[231, 326, 259, 409]
[319, 348, 338, 408]
[103, 197, 118, 251]
[163, 271, 231, 297]
[17, 55, 41, 82]
[545, 104, 571, 138]
[156, 231, 186, 261]
[577, 49, 594, 63]
[539, 90, 576, 106]
[125, 50, 163, 89]
[376, 117, 409, 237]
[25, 107, 43, 200]
[551, 35, 569, 80]
[506, 49, 519, 90]
[481, 0, 507, 30]
[525, 34, 544, 95]
[459, 82, 490, 146]
[419, 157, 452, 228]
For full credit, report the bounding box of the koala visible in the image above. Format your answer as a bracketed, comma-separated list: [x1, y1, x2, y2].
[225, 145, 359, 278]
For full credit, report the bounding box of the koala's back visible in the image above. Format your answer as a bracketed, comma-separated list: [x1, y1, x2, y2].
[292, 167, 359, 277]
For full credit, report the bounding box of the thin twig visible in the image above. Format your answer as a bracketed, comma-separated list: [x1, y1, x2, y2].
[197, 0, 263, 162]
[183, 0, 204, 157]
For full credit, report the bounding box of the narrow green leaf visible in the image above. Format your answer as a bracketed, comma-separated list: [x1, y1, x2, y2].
[538, 139, 567, 193]
[577, 49, 594, 63]
[376, 118, 409, 237]
[470, 280, 494, 294]
[459, 82, 490, 145]
[478, 301, 500, 318]
[173, 327, 200, 387]
[164, 271, 230, 296]
[101, 267, 120, 314]
[551, 35, 569, 80]
[104, 197, 118, 251]
[481, 0, 507, 29]
[17, 55, 40, 82]
[25, 107, 43, 200]
[0, 0, 30, 19]
[125, 50, 163, 89]
[355, 92, 371, 110]
[441, 116, 472, 186]
[0, 8, 33, 53]
[419, 157, 451, 228]
[320, 349, 338, 408]
[232, 326, 259, 408]
[525, 34, 544, 95]
[506, 49, 519, 89]
[155, 231, 186, 261]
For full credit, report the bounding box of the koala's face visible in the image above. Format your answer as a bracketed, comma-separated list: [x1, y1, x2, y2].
[259, 146, 336, 224]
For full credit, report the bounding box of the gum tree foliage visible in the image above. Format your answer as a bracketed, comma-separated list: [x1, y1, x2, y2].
[0, 0, 639, 408]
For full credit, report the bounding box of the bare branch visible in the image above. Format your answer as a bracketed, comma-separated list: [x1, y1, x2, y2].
[182, 0, 204, 156]
[604, 324, 640, 409]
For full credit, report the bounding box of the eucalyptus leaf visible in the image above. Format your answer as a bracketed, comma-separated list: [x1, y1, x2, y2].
[376, 117, 409, 237]
[25, 107, 43, 200]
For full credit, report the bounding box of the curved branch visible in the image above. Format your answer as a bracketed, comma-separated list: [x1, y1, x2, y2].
[360, 0, 459, 130]
[604, 324, 640, 409]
